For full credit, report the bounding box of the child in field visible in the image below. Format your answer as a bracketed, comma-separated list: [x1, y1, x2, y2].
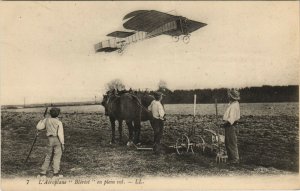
[36, 107, 64, 177]
[222, 89, 240, 164]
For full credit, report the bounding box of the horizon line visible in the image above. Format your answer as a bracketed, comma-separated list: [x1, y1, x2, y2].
[1, 84, 298, 106]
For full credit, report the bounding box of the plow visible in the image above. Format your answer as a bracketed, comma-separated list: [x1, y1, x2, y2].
[169, 128, 228, 163]
[169, 98, 228, 163]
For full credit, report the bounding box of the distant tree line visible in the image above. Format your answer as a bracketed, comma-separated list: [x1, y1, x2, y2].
[154, 85, 298, 104]
[104, 79, 298, 104]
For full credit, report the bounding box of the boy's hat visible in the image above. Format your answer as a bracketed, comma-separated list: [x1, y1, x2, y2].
[153, 92, 164, 99]
[50, 107, 60, 118]
[228, 89, 240, 100]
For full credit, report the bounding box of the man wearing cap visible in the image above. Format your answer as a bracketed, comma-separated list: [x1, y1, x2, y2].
[148, 92, 165, 152]
[222, 89, 240, 164]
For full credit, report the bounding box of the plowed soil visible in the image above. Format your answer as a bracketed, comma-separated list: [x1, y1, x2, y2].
[1, 105, 298, 178]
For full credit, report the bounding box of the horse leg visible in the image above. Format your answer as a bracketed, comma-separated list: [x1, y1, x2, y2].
[118, 120, 123, 142]
[110, 117, 116, 144]
[133, 119, 141, 145]
[126, 120, 134, 146]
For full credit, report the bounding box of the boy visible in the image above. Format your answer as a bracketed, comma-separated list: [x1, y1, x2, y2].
[222, 89, 240, 164]
[148, 92, 165, 152]
[36, 107, 64, 177]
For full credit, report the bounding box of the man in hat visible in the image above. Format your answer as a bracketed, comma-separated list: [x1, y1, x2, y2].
[36, 107, 64, 177]
[148, 92, 165, 152]
[222, 89, 240, 164]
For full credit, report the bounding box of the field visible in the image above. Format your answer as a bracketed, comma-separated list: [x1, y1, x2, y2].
[1, 103, 299, 178]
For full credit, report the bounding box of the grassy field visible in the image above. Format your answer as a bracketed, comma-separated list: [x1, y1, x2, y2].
[1, 103, 299, 178]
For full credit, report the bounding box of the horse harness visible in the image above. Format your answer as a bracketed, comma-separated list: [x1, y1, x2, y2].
[106, 93, 151, 118]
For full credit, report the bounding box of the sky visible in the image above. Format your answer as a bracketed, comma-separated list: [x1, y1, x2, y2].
[0, 1, 299, 105]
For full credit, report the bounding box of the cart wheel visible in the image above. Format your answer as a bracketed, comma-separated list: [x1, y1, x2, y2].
[172, 36, 179, 42]
[189, 141, 195, 154]
[175, 134, 190, 155]
[195, 136, 206, 153]
[183, 35, 190, 44]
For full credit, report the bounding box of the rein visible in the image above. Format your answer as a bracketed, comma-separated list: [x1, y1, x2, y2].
[130, 94, 151, 112]
[106, 92, 152, 116]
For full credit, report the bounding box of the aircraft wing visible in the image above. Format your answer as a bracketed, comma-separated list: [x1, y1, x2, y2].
[123, 10, 178, 32]
[107, 31, 135, 38]
[163, 18, 207, 36]
[185, 19, 207, 33]
[123, 10, 149, 20]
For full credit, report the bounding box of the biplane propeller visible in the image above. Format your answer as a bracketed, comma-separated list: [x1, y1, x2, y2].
[95, 10, 207, 54]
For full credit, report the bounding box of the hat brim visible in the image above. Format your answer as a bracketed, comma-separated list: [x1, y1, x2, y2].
[229, 93, 240, 100]
[154, 92, 164, 96]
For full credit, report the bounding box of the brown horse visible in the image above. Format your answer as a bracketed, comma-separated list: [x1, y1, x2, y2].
[101, 93, 123, 144]
[101, 91, 154, 145]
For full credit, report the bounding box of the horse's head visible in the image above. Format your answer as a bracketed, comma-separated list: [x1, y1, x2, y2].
[101, 90, 115, 106]
[141, 93, 155, 107]
[102, 90, 119, 116]
[101, 94, 109, 115]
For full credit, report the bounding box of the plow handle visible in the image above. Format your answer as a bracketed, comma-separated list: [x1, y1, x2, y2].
[43, 107, 48, 118]
[215, 99, 221, 154]
[24, 107, 48, 164]
[24, 132, 39, 163]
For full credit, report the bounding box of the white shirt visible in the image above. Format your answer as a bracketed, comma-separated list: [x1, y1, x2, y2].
[148, 100, 165, 120]
[36, 117, 64, 144]
[223, 101, 240, 125]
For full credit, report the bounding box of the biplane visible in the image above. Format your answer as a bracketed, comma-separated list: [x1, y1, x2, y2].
[95, 10, 207, 54]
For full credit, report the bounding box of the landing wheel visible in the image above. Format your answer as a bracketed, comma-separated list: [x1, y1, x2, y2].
[118, 44, 126, 54]
[175, 134, 190, 155]
[118, 48, 123, 54]
[183, 35, 190, 44]
[172, 36, 179, 42]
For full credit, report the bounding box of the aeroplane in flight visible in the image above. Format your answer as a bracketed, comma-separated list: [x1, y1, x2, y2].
[95, 10, 207, 54]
